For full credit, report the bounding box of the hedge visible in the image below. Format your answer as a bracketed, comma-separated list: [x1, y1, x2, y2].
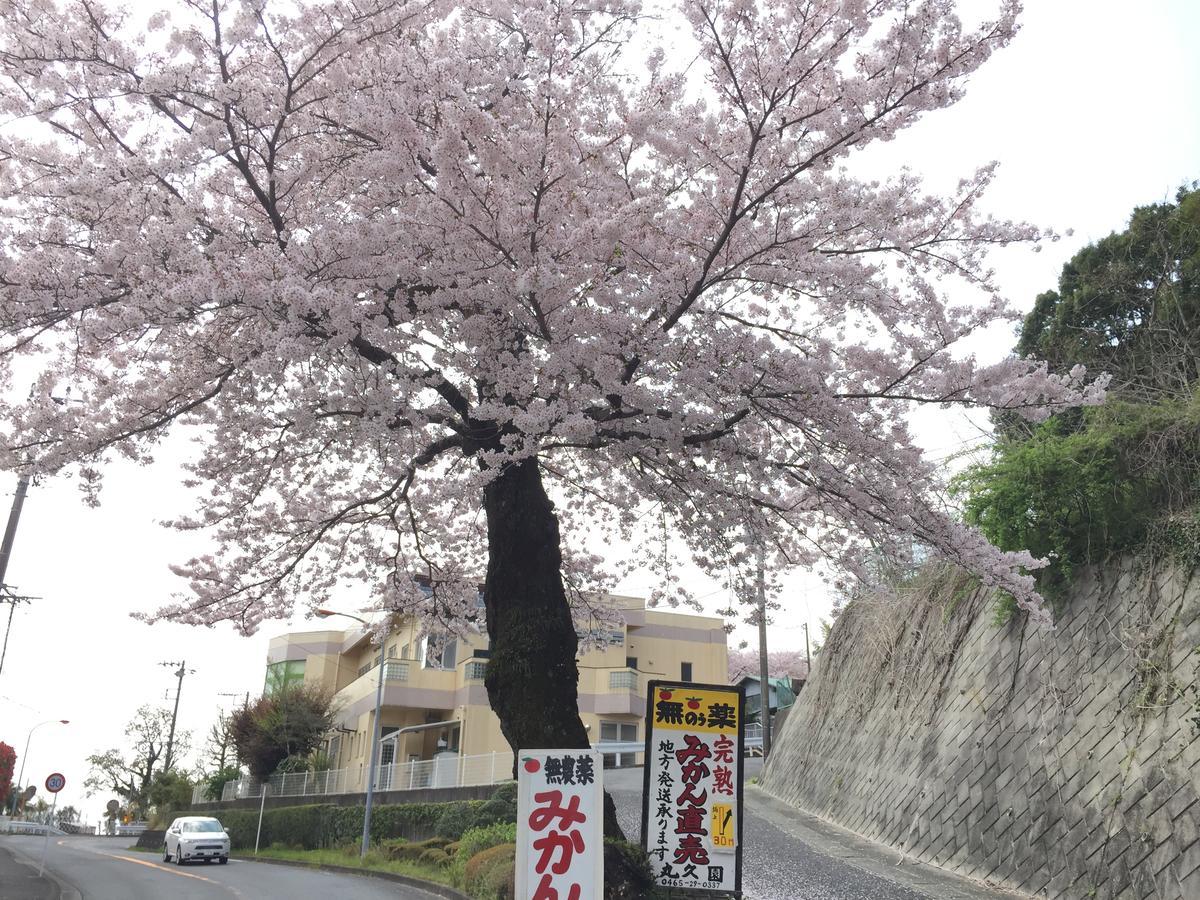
[172, 799, 484, 850]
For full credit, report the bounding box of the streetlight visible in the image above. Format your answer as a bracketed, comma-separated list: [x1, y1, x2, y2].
[10, 719, 68, 817]
[315, 608, 384, 858]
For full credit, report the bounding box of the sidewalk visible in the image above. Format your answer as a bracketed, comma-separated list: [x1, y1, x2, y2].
[747, 785, 1027, 900]
[0, 842, 59, 900]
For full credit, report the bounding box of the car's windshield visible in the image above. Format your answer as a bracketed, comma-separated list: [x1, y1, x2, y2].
[183, 821, 224, 833]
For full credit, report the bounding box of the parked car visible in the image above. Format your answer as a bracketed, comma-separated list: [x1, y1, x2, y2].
[162, 816, 230, 865]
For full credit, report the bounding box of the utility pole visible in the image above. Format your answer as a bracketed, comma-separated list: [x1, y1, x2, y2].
[0, 590, 35, 677]
[803, 622, 812, 676]
[0, 473, 29, 585]
[0, 474, 32, 676]
[159, 660, 194, 771]
[755, 542, 771, 760]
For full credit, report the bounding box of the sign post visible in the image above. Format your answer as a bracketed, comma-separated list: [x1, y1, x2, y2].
[641, 681, 745, 894]
[39, 773, 65, 876]
[254, 782, 269, 854]
[516, 749, 603, 900]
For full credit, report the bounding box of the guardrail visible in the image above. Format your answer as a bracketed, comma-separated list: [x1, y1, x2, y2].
[2, 820, 68, 836]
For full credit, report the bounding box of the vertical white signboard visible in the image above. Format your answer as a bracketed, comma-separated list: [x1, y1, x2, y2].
[641, 681, 745, 893]
[516, 749, 604, 900]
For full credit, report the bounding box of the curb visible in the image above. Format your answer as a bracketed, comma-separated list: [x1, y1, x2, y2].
[231, 854, 471, 900]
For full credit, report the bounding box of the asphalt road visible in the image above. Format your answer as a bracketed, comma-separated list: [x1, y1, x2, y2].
[0, 835, 446, 900]
[606, 760, 1021, 900]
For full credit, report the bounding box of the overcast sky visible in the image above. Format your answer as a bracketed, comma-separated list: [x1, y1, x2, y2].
[1, 1, 1197, 825]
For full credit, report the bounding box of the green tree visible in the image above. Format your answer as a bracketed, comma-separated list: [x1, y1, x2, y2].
[1016, 186, 1200, 405]
[229, 684, 335, 780]
[961, 187, 1200, 611]
[202, 765, 243, 802]
[147, 769, 196, 814]
[84, 706, 189, 818]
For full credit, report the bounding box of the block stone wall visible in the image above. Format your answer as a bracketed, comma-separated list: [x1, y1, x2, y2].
[762, 559, 1200, 899]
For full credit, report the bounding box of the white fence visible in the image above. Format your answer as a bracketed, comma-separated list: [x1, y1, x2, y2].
[191, 728, 765, 806]
[192, 750, 514, 806]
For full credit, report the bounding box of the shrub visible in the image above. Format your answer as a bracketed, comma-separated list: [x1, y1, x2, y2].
[383, 836, 452, 862]
[169, 799, 478, 850]
[488, 781, 517, 804]
[473, 797, 516, 828]
[463, 842, 515, 899]
[419, 847, 452, 867]
[450, 822, 518, 887]
[434, 801, 484, 839]
[603, 839, 654, 900]
[953, 393, 1200, 613]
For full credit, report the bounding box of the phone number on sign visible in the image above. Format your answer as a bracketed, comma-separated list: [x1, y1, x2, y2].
[657, 879, 725, 890]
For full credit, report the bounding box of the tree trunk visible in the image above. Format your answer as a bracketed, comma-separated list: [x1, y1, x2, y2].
[481, 455, 624, 838]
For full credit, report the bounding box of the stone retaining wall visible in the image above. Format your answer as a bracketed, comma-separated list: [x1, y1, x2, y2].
[762, 559, 1200, 899]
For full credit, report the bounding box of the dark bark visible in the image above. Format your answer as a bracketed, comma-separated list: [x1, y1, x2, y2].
[481, 455, 624, 839]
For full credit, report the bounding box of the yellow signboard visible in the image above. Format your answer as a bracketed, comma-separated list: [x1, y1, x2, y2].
[711, 803, 735, 850]
[650, 686, 740, 735]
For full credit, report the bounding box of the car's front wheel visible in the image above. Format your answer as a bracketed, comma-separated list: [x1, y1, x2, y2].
[219, 857, 228, 865]
[175, 850, 184, 866]
[162, 845, 170, 863]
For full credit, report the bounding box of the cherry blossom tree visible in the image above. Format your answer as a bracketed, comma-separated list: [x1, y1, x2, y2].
[0, 0, 1101, 800]
[728, 648, 809, 683]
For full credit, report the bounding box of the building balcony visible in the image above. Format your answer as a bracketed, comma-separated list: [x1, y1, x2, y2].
[336, 658, 458, 706]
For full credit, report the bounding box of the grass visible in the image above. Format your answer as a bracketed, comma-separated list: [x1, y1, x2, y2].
[234, 845, 453, 886]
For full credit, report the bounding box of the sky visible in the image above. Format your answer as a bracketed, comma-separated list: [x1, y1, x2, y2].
[1, 0, 1197, 825]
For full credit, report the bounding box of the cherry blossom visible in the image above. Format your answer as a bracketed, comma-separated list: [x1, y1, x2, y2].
[0, 0, 1097, 763]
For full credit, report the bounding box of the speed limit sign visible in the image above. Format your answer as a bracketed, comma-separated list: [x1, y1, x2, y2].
[45, 773, 66, 793]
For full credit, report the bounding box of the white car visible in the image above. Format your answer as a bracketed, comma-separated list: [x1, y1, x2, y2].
[163, 816, 231, 865]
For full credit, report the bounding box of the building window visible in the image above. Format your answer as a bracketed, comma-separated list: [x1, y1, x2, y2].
[264, 659, 306, 695]
[609, 670, 636, 690]
[387, 643, 398, 659]
[424, 635, 457, 669]
[401, 643, 410, 660]
[625, 656, 638, 670]
[599, 721, 638, 768]
[681, 662, 693, 682]
[466, 661, 487, 681]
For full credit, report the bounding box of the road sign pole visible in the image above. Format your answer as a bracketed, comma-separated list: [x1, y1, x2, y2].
[38, 791, 58, 876]
[254, 782, 269, 855]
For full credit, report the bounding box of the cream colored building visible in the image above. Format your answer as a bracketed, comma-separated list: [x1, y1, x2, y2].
[263, 595, 728, 791]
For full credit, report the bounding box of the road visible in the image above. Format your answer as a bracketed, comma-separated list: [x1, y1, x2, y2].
[606, 760, 1023, 900]
[3, 766, 1023, 900]
[0, 835, 446, 900]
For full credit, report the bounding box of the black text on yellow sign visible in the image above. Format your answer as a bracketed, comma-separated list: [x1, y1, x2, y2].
[652, 687, 739, 733]
[711, 803, 735, 850]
